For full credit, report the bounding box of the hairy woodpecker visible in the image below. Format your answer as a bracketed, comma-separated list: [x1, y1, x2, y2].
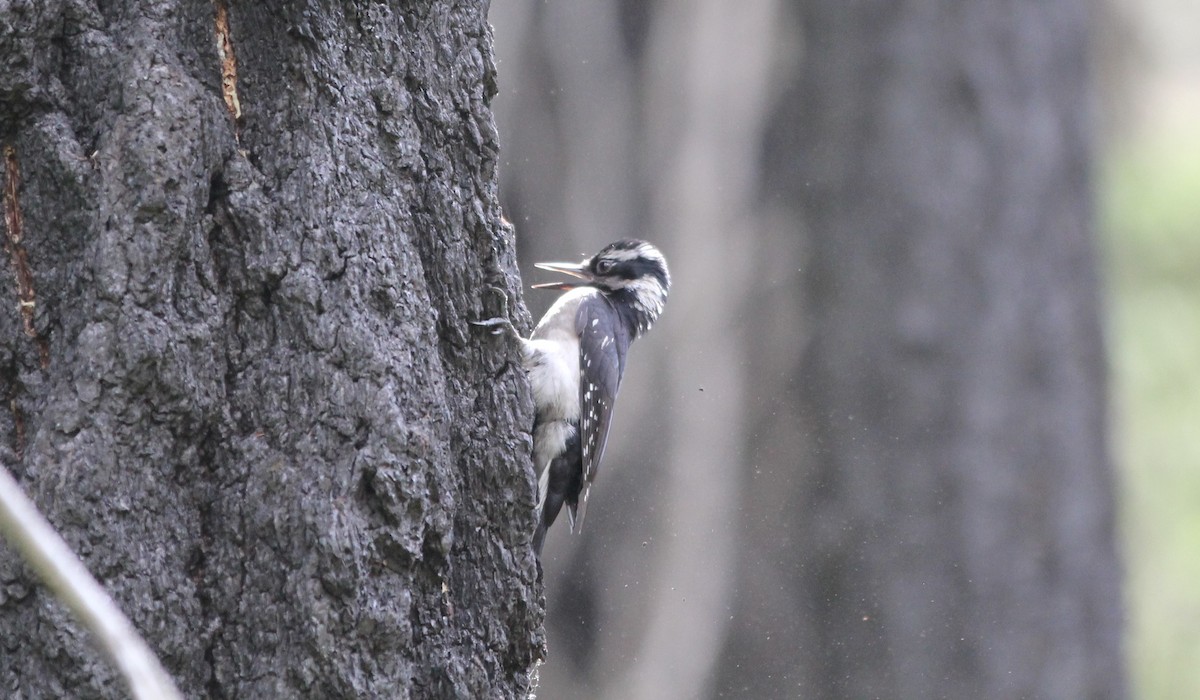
[475, 240, 670, 557]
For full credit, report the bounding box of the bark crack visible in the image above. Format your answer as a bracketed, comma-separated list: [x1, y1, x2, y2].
[215, 1, 242, 124]
[9, 397, 25, 461]
[2, 145, 49, 369]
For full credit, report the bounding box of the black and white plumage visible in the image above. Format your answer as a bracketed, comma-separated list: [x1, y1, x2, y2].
[476, 240, 670, 557]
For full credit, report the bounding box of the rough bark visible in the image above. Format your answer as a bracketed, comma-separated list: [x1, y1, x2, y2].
[0, 1, 542, 698]
[715, 2, 1127, 698]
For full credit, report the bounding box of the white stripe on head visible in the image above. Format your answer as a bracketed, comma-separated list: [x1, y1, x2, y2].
[608, 246, 644, 262]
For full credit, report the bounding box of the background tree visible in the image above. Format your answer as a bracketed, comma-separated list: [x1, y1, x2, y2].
[492, 0, 1127, 698]
[717, 2, 1125, 697]
[0, 1, 541, 697]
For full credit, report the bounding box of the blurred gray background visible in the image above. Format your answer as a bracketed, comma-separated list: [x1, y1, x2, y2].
[491, 1, 1200, 698]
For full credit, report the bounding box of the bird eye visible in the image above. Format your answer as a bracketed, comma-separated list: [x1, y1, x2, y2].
[596, 260, 613, 274]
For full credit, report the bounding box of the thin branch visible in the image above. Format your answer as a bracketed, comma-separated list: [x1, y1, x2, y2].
[0, 463, 183, 700]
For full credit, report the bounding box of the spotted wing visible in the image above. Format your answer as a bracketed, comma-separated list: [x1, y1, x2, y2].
[568, 294, 629, 531]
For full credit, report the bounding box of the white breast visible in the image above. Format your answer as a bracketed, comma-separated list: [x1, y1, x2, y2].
[523, 336, 580, 423]
[522, 287, 597, 424]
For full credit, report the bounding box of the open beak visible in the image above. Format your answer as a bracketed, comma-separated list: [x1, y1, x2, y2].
[531, 261, 592, 290]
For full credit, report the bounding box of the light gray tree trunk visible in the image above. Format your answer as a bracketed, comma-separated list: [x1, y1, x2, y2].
[0, 1, 542, 697]
[491, 1, 779, 698]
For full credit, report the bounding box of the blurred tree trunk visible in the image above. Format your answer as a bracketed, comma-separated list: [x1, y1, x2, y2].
[716, 1, 1127, 698]
[492, 1, 779, 698]
[494, 0, 1125, 698]
[0, 1, 541, 698]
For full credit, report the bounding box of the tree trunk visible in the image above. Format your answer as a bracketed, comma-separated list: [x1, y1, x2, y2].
[0, 1, 542, 697]
[715, 1, 1127, 698]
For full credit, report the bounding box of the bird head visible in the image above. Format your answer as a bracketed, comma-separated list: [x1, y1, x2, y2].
[532, 239, 671, 334]
[533, 240, 669, 293]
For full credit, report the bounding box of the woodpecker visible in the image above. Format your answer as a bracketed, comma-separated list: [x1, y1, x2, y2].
[475, 240, 670, 557]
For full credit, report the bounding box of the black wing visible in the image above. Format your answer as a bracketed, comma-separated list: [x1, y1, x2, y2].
[533, 428, 582, 557]
[568, 294, 630, 530]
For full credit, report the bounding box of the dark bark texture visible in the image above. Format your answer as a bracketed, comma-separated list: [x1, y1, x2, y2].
[717, 2, 1126, 698]
[0, 1, 542, 698]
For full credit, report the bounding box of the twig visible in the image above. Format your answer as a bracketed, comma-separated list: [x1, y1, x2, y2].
[0, 464, 183, 700]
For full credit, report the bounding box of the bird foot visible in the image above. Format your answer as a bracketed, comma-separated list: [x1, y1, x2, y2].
[471, 316, 517, 336]
[470, 286, 518, 338]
